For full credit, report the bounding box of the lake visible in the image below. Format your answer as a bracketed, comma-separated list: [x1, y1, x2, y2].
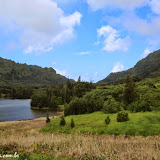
[0, 99, 60, 122]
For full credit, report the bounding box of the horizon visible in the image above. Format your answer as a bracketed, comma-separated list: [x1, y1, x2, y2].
[0, 0, 160, 82]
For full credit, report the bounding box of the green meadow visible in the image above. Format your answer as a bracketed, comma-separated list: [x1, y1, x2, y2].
[43, 111, 160, 136]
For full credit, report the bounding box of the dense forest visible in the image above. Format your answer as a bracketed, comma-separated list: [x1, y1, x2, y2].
[31, 76, 96, 109]
[30, 74, 160, 118]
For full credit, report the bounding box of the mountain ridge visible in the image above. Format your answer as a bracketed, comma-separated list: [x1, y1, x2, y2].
[0, 57, 75, 86]
[99, 49, 160, 83]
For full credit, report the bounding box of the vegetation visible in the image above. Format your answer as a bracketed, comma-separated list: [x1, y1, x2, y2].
[46, 113, 50, 123]
[1, 119, 160, 160]
[43, 111, 160, 136]
[123, 76, 136, 105]
[99, 49, 160, 83]
[105, 116, 110, 125]
[117, 112, 129, 122]
[70, 118, 75, 128]
[31, 80, 95, 109]
[60, 116, 66, 126]
[0, 57, 74, 86]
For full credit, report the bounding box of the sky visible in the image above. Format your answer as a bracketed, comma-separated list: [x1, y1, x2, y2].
[0, 0, 160, 82]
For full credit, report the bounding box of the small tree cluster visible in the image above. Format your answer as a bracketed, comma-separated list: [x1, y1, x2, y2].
[59, 116, 75, 128]
[117, 112, 129, 122]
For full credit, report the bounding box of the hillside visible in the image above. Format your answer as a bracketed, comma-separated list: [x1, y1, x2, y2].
[0, 57, 74, 86]
[99, 49, 160, 83]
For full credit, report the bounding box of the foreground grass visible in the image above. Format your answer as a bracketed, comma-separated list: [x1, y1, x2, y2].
[43, 111, 160, 136]
[1, 115, 160, 159]
[1, 131, 160, 160]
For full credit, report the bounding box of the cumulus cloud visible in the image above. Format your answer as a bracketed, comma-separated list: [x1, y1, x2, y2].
[97, 25, 130, 52]
[87, 0, 149, 11]
[111, 62, 124, 73]
[0, 0, 82, 54]
[142, 48, 151, 58]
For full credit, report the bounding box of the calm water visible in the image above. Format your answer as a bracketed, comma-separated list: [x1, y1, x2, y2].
[0, 99, 60, 122]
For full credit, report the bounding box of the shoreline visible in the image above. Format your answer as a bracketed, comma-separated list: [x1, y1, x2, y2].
[30, 106, 64, 112]
[0, 112, 64, 126]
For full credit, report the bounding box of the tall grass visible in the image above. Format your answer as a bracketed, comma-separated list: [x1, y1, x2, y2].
[0, 131, 160, 159]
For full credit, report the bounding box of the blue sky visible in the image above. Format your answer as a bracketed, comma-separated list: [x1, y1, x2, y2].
[0, 0, 160, 82]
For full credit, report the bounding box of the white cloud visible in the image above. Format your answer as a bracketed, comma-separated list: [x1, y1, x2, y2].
[87, 0, 149, 11]
[55, 68, 67, 76]
[0, 0, 82, 54]
[122, 14, 160, 36]
[111, 62, 124, 73]
[142, 48, 151, 58]
[97, 25, 130, 52]
[150, 0, 160, 14]
[75, 51, 90, 55]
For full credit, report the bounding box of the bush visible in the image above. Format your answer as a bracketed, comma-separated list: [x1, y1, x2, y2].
[103, 95, 121, 114]
[71, 118, 75, 128]
[46, 113, 50, 123]
[128, 100, 151, 113]
[105, 116, 111, 125]
[60, 116, 66, 126]
[117, 112, 129, 122]
[64, 96, 103, 116]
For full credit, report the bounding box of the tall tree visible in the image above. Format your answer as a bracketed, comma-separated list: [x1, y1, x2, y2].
[123, 76, 136, 105]
[77, 76, 81, 83]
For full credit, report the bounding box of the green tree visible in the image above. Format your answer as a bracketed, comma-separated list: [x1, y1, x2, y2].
[46, 113, 50, 123]
[105, 116, 111, 125]
[60, 116, 66, 126]
[103, 95, 121, 113]
[123, 76, 136, 105]
[77, 76, 81, 83]
[70, 118, 75, 128]
[117, 112, 129, 122]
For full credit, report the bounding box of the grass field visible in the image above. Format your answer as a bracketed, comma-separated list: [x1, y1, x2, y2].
[42, 111, 160, 136]
[1, 114, 160, 159]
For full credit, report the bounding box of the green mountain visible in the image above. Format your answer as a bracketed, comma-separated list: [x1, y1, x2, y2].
[0, 57, 74, 86]
[99, 49, 160, 83]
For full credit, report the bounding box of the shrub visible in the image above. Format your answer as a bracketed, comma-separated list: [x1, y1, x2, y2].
[117, 112, 129, 122]
[103, 95, 121, 114]
[128, 100, 151, 113]
[71, 118, 75, 128]
[60, 116, 66, 126]
[46, 113, 50, 123]
[64, 96, 103, 116]
[105, 116, 111, 125]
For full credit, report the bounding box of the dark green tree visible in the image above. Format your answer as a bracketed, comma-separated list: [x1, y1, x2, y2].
[60, 116, 66, 126]
[77, 76, 81, 83]
[46, 113, 50, 123]
[105, 116, 111, 125]
[123, 76, 136, 105]
[70, 118, 75, 128]
[117, 112, 129, 122]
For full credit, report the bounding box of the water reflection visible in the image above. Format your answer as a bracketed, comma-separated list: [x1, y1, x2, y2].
[0, 99, 60, 122]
